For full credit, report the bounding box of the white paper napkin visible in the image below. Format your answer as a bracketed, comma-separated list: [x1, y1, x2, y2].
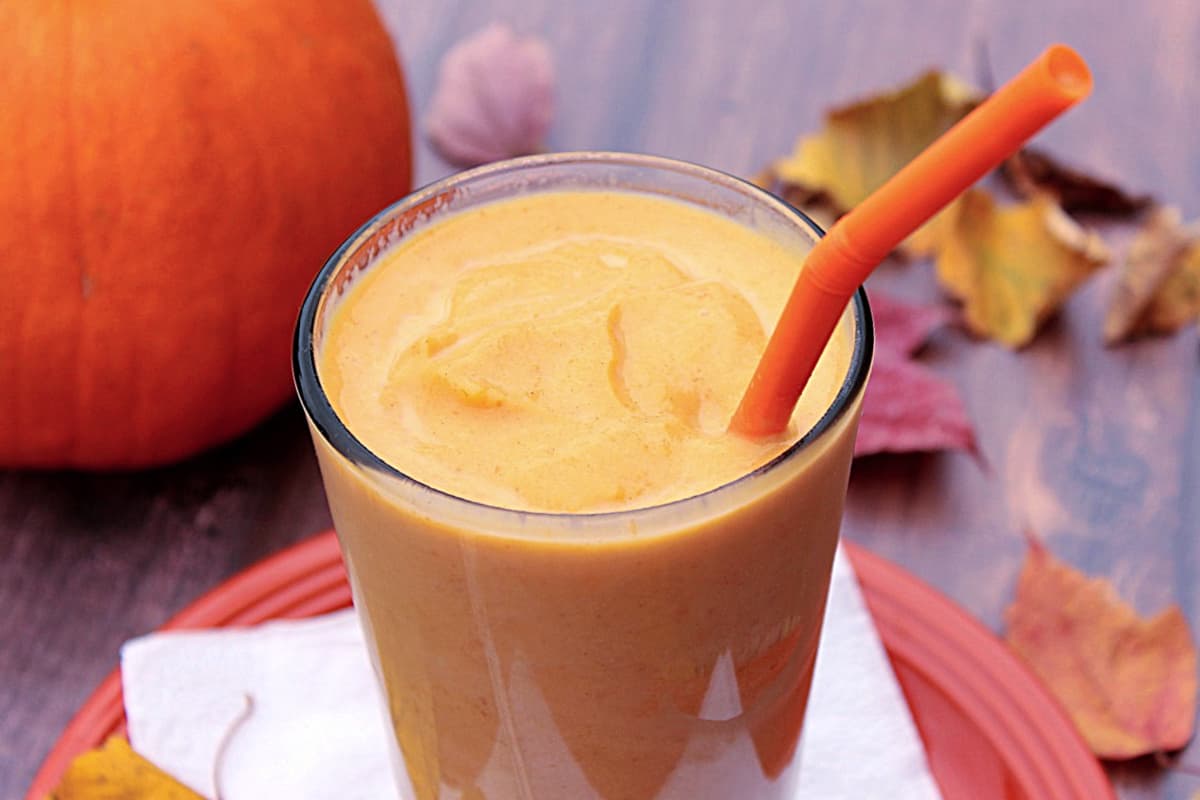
[121, 546, 942, 800]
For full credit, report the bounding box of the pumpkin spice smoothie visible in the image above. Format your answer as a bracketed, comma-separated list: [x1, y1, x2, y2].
[297, 155, 870, 799]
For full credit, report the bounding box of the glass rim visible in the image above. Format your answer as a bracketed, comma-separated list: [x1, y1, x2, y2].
[293, 151, 874, 524]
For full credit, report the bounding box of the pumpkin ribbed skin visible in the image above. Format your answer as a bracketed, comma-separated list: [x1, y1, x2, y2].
[0, 0, 412, 468]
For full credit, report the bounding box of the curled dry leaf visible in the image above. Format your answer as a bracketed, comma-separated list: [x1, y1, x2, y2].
[935, 190, 1109, 347]
[1002, 147, 1153, 218]
[771, 71, 980, 254]
[1005, 538, 1198, 760]
[854, 291, 977, 458]
[1104, 206, 1200, 343]
[48, 736, 204, 799]
[426, 23, 555, 167]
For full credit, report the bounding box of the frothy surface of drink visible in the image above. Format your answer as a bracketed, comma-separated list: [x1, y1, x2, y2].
[320, 191, 850, 513]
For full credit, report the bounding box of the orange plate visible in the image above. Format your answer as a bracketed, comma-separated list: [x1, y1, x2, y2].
[26, 531, 1114, 800]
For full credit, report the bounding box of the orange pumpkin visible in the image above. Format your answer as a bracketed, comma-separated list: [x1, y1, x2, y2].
[0, 0, 412, 468]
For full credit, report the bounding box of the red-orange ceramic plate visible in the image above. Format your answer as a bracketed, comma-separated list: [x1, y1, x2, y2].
[27, 531, 1114, 800]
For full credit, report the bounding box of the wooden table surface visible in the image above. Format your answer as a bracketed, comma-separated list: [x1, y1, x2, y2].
[3, 1, 1197, 797]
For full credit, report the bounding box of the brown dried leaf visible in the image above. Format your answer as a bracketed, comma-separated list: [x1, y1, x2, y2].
[1104, 206, 1200, 343]
[753, 169, 839, 234]
[1005, 539, 1198, 760]
[1142, 245, 1200, 333]
[47, 736, 204, 799]
[935, 189, 1109, 347]
[1002, 147, 1153, 217]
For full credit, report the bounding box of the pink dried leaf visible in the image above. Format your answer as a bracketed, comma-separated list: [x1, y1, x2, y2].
[854, 357, 977, 457]
[867, 289, 952, 357]
[426, 24, 555, 167]
[854, 290, 977, 458]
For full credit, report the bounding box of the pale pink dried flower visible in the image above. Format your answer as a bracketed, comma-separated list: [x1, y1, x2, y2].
[425, 24, 555, 167]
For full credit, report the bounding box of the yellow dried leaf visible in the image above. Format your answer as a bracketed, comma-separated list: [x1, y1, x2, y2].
[1104, 206, 1200, 343]
[47, 737, 203, 800]
[773, 70, 980, 253]
[935, 190, 1109, 347]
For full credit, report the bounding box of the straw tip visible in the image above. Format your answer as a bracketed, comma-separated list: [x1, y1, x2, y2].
[1042, 44, 1092, 102]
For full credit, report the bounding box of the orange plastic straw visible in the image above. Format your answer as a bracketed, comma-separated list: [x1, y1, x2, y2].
[730, 44, 1092, 438]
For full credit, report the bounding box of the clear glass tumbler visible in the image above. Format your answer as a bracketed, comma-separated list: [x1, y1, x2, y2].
[294, 152, 873, 799]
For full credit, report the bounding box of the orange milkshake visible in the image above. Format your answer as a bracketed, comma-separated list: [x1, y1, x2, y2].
[295, 153, 872, 799]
